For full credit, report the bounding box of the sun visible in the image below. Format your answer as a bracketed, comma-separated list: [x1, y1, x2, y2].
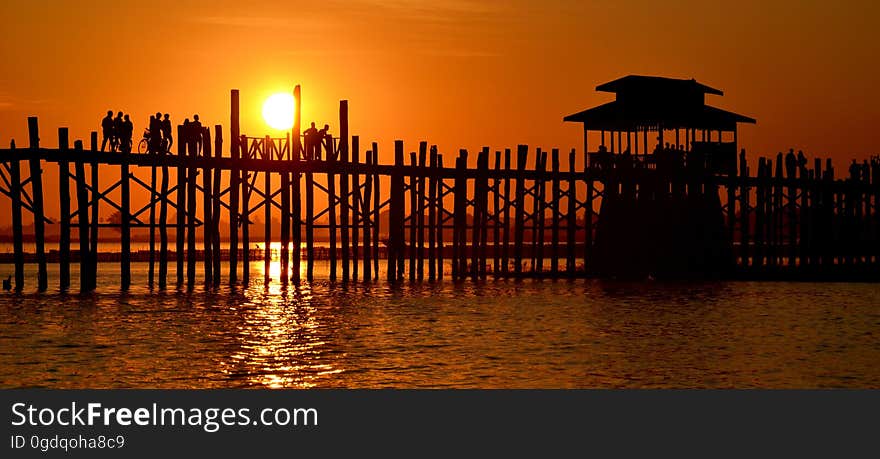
[262, 93, 295, 130]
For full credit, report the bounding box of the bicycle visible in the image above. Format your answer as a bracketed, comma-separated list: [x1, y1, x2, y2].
[138, 130, 172, 154]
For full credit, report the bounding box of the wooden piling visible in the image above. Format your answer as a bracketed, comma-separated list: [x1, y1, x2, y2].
[73, 141, 90, 292]
[229, 90, 240, 285]
[264, 136, 272, 286]
[566, 149, 577, 276]
[187, 127, 198, 288]
[514, 145, 527, 276]
[328, 136, 338, 282]
[159, 146, 169, 289]
[551, 149, 561, 274]
[89, 132, 99, 291]
[428, 147, 437, 281]
[27, 117, 48, 291]
[280, 141, 291, 284]
[362, 148, 373, 281]
[120, 130, 131, 290]
[58, 128, 70, 291]
[409, 151, 418, 281]
[241, 134, 251, 284]
[351, 136, 360, 282]
[339, 100, 350, 282]
[305, 138, 315, 281]
[418, 144, 427, 281]
[148, 150, 157, 288]
[212, 126, 223, 286]
[176, 125, 186, 286]
[388, 141, 405, 282]
[203, 128, 214, 285]
[372, 145, 380, 281]
[436, 154, 445, 280]
[502, 149, 511, 276]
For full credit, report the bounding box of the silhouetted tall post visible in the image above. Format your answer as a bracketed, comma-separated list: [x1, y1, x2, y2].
[502, 149, 511, 276]
[339, 100, 350, 282]
[428, 147, 437, 280]
[551, 149, 561, 274]
[305, 138, 315, 281]
[351, 136, 360, 282]
[514, 145, 527, 276]
[362, 148, 373, 281]
[28, 117, 48, 291]
[159, 148, 169, 289]
[241, 134, 251, 284]
[229, 89, 240, 285]
[212, 126, 223, 286]
[202, 128, 214, 285]
[89, 132, 99, 290]
[291, 150, 302, 283]
[436, 154, 445, 280]
[566, 149, 577, 276]
[372, 145, 380, 280]
[73, 141, 90, 292]
[492, 150, 501, 277]
[477, 148, 490, 280]
[120, 128, 131, 290]
[417, 143, 427, 281]
[58, 128, 71, 291]
[264, 136, 272, 286]
[149, 149, 157, 288]
[409, 151, 418, 281]
[186, 126, 198, 289]
[328, 137, 338, 282]
[176, 125, 186, 286]
[280, 138, 291, 284]
[388, 141, 405, 282]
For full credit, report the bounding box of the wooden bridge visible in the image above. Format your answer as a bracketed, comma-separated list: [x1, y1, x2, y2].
[1, 84, 879, 292]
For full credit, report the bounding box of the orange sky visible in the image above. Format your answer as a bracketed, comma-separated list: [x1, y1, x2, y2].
[0, 0, 878, 226]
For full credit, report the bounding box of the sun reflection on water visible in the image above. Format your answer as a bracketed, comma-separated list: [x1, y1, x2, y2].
[221, 263, 344, 388]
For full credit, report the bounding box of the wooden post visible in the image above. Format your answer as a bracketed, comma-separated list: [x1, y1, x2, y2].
[176, 125, 186, 286]
[514, 145, 527, 276]
[89, 132, 99, 291]
[388, 141, 405, 282]
[280, 140, 291, 284]
[149, 150, 157, 288]
[120, 129, 131, 290]
[291, 150, 302, 283]
[263, 136, 272, 286]
[159, 146, 169, 289]
[584, 178, 594, 275]
[452, 151, 468, 280]
[186, 126, 197, 288]
[754, 158, 766, 269]
[478, 148, 490, 280]
[436, 154, 445, 280]
[409, 151, 418, 281]
[428, 146, 437, 281]
[740, 156, 750, 269]
[351, 136, 360, 282]
[241, 135, 251, 284]
[550, 149, 561, 275]
[502, 149, 511, 276]
[372, 145, 380, 280]
[203, 128, 214, 285]
[73, 141, 90, 292]
[27, 117, 48, 291]
[470, 150, 482, 281]
[58, 128, 71, 291]
[362, 148, 373, 281]
[229, 90, 241, 285]
[212, 126, 223, 286]
[305, 136, 315, 281]
[566, 149, 577, 276]
[339, 100, 350, 282]
[533, 149, 547, 275]
[10, 140, 24, 291]
[417, 144, 427, 281]
[328, 136, 338, 282]
[492, 150, 501, 277]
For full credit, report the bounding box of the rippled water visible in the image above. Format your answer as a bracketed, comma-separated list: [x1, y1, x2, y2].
[0, 262, 878, 388]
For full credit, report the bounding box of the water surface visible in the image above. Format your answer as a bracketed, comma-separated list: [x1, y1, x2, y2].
[0, 262, 878, 388]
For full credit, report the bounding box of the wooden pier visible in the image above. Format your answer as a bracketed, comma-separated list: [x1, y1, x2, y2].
[1, 84, 879, 292]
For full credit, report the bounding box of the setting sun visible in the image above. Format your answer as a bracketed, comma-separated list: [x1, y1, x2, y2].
[262, 93, 295, 130]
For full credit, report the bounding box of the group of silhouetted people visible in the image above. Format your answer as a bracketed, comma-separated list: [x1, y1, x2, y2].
[146, 112, 174, 154]
[303, 122, 331, 160]
[100, 110, 134, 153]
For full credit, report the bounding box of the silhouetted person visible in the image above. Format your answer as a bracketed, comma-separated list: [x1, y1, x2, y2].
[191, 114, 203, 154]
[785, 149, 797, 179]
[113, 111, 124, 152]
[100, 110, 114, 151]
[317, 124, 330, 159]
[161, 114, 172, 151]
[148, 115, 162, 154]
[303, 122, 318, 160]
[120, 114, 133, 153]
[849, 159, 859, 181]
